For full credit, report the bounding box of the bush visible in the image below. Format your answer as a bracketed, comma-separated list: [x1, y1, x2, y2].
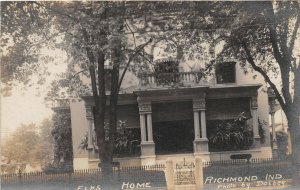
[43, 163, 73, 174]
[208, 113, 253, 151]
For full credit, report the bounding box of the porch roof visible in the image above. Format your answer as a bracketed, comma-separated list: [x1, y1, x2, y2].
[81, 84, 262, 106]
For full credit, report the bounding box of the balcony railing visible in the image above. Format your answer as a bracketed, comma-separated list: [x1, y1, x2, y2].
[139, 71, 208, 87]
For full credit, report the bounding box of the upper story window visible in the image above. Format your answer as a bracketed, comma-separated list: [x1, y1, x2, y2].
[215, 62, 236, 84]
[154, 60, 179, 85]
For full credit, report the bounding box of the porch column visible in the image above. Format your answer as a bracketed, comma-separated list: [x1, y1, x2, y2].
[139, 114, 147, 143]
[270, 99, 278, 149]
[193, 111, 201, 140]
[193, 97, 209, 154]
[200, 110, 207, 139]
[251, 97, 261, 148]
[137, 97, 156, 165]
[147, 114, 154, 142]
[86, 106, 94, 150]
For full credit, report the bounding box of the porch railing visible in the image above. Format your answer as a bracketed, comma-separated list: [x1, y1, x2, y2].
[139, 71, 208, 87]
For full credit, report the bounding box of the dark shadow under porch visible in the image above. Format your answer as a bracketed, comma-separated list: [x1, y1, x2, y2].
[153, 120, 194, 155]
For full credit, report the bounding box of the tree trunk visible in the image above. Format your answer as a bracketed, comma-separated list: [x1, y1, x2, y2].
[91, 50, 114, 177]
[108, 65, 120, 159]
[286, 106, 300, 186]
[96, 14, 123, 177]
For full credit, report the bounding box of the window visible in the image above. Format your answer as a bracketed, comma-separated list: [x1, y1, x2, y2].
[215, 62, 236, 84]
[154, 60, 179, 85]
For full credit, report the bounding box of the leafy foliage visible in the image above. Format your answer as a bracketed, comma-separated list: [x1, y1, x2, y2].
[258, 118, 267, 144]
[212, 1, 300, 164]
[114, 120, 140, 156]
[42, 110, 73, 173]
[78, 132, 88, 151]
[51, 110, 73, 166]
[1, 120, 53, 173]
[208, 113, 253, 151]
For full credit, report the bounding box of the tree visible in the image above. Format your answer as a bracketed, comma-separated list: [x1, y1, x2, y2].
[40, 110, 73, 173]
[1, 1, 154, 175]
[212, 1, 300, 183]
[35, 118, 54, 165]
[1, 121, 53, 172]
[51, 109, 73, 168]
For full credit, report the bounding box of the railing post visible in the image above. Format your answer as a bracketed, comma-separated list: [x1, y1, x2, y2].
[195, 157, 203, 189]
[165, 158, 174, 190]
[17, 169, 22, 185]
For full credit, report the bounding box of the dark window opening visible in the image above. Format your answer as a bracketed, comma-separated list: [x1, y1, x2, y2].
[154, 60, 180, 85]
[216, 62, 236, 83]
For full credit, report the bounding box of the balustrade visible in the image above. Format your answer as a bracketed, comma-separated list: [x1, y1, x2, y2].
[139, 72, 206, 87]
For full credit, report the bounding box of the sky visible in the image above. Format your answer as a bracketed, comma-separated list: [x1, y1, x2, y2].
[1, 88, 52, 141]
[1, 48, 68, 143]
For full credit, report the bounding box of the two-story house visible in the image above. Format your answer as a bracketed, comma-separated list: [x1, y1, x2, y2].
[53, 50, 272, 170]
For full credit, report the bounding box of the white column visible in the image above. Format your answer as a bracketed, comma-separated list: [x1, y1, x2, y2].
[252, 97, 259, 137]
[193, 111, 201, 140]
[251, 97, 260, 148]
[252, 108, 259, 136]
[193, 97, 209, 153]
[88, 120, 94, 148]
[271, 112, 276, 141]
[140, 114, 147, 143]
[270, 99, 277, 149]
[137, 98, 156, 164]
[86, 107, 94, 149]
[200, 110, 207, 139]
[147, 114, 153, 142]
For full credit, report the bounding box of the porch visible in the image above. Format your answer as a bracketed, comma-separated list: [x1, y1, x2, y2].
[83, 84, 267, 167]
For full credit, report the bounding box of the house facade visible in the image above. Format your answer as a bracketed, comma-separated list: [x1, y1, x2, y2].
[53, 57, 272, 170]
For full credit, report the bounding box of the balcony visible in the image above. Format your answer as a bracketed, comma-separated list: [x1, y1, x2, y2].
[139, 71, 212, 88]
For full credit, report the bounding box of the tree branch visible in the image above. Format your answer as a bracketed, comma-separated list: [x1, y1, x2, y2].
[266, 4, 284, 65]
[288, 8, 300, 56]
[125, 19, 136, 48]
[118, 38, 153, 89]
[269, 26, 284, 64]
[241, 40, 286, 110]
[34, 2, 79, 23]
[82, 28, 99, 101]
[278, 2, 290, 56]
[70, 69, 89, 80]
[265, 5, 294, 106]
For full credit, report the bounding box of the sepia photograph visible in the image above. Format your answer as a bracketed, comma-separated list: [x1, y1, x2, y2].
[1, 1, 300, 190]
